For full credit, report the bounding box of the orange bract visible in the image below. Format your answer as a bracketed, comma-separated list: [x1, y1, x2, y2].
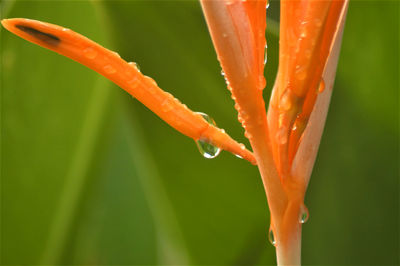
[268, 0, 346, 179]
[1, 18, 256, 164]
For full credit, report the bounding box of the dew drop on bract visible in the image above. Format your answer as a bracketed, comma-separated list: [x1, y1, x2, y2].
[264, 44, 268, 64]
[83, 47, 97, 59]
[235, 143, 246, 159]
[221, 70, 225, 76]
[318, 79, 326, 93]
[195, 112, 221, 159]
[275, 128, 288, 145]
[268, 227, 276, 246]
[128, 62, 141, 72]
[103, 65, 116, 74]
[298, 204, 309, 224]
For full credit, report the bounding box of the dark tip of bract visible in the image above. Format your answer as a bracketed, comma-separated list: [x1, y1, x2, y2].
[15, 24, 60, 46]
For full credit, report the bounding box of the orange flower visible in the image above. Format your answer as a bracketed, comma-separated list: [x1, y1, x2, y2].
[2, 0, 349, 264]
[201, 0, 348, 264]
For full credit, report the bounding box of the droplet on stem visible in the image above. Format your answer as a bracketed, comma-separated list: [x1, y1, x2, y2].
[128, 61, 141, 72]
[83, 47, 97, 59]
[318, 79, 326, 93]
[195, 112, 221, 159]
[264, 44, 268, 64]
[103, 65, 116, 74]
[268, 227, 276, 246]
[298, 204, 309, 224]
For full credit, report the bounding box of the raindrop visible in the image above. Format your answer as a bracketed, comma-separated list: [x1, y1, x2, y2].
[264, 44, 268, 64]
[83, 47, 97, 59]
[113, 51, 121, 58]
[268, 227, 276, 246]
[298, 204, 309, 224]
[103, 65, 116, 74]
[275, 128, 288, 145]
[161, 98, 173, 112]
[128, 62, 141, 72]
[195, 112, 221, 159]
[221, 70, 225, 76]
[280, 89, 293, 111]
[244, 131, 252, 140]
[318, 79, 326, 93]
[266, 1, 270, 9]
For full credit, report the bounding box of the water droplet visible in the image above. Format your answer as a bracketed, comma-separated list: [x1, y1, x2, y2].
[127, 76, 138, 85]
[224, 76, 230, 86]
[195, 112, 221, 159]
[244, 131, 252, 139]
[83, 47, 97, 59]
[161, 98, 174, 112]
[103, 65, 116, 74]
[268, 227, 276, 246]
[275, 128, 288, 144]
[318, 79, 325, 93]
[112, 51, 121, 58]
[221, 70, 225, 76]
[266, 1, 270, 9]
[295, 65, 307, 80]
[144, 76, 158, 89]
[235, 144, 244, 159]
[264, 44, 268, 64]
[280, 89, 293, 111]
[299, 204, 309, 224]
[128, 62, 141, 72]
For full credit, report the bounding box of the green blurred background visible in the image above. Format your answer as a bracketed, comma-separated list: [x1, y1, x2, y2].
[0, 0, 398, 265]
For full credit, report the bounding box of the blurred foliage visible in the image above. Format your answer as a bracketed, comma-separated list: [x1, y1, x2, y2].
[0, 0, 398, 265]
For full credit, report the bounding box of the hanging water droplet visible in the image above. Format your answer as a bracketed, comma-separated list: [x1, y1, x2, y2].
[266, 0, 270, 9]
[268, 227, 276, 246]
[318, 79, 326, 93]
[83, 47, 97, 59]
[298, 204, 309, 224]
[103, 65, 116, 74]
[221, 70, 225, 76]
[195, 112, 221, 159]
[264, 44, 268, 64]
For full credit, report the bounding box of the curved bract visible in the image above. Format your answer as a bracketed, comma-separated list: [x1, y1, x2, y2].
[1, 18, 256, 164]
